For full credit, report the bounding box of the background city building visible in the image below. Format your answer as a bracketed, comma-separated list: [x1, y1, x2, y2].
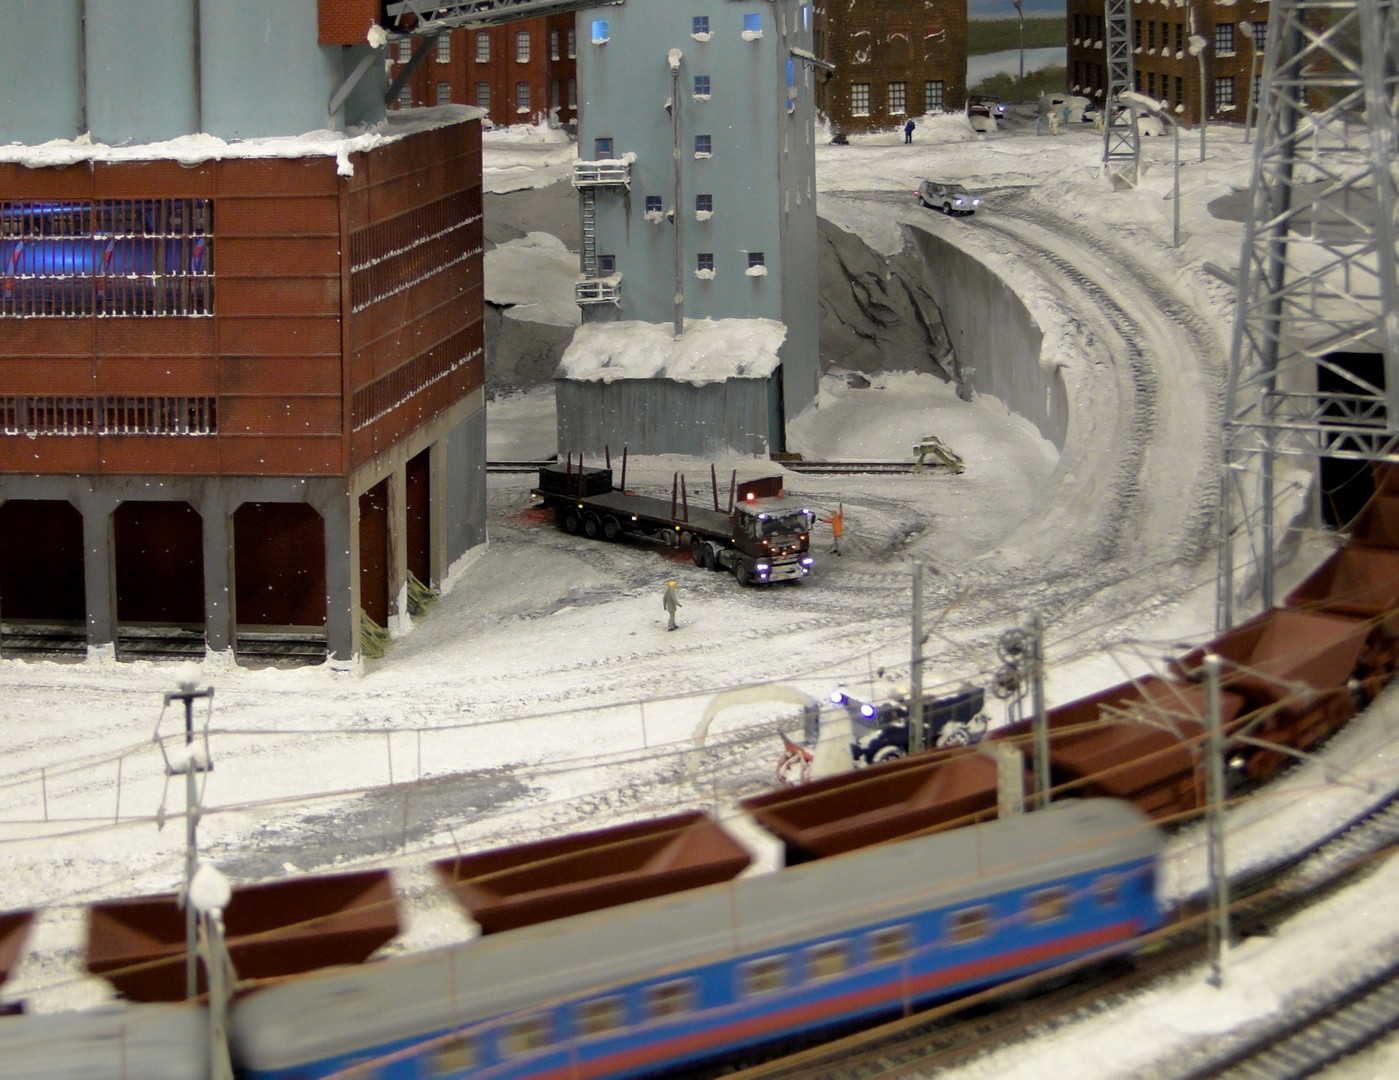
[815, 0, 969, 135]
[388, 13, 579, 129]
[0, 0, 487, 665]
[1067, 0, 1271, 128]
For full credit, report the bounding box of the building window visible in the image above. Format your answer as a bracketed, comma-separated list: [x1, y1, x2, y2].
[693, 15, 710, 37]
[1, 199, 214, 318]
[888, 81, 907, 115]
[694, 74, 711, 98]
[567, 28, 576, 57]
[436, 35, 451, 63]
[594, 136, 613, 157]
[1176, 22, 1185, 53]
[397, 39, 412, 63]
[1216, 22, 1235, 54]
[475, 82, 490, 110]
[1133, 19, 1141, 48]
[1215, 75, 1235, 109]
[738, 956, 787, 996]
[516, 82, 531, 112]
[436, 81, 451, 105]
[850, 82, 870, 116]
[925, 80, 944, 111]
[567, 78, 577, 109]
[2, 396, 218, 436]
[1147, 21, 1156, 51]
[742, 13, 763, 38]
[574, 997, 626, 1037]
[551, 80, 560, 109]
[1147, 72, 1156, 98]
[475, 32, 490, 63]
[696, 252, 714, 274]
[694, 134, 712, 156]
[695, 193, 713, 215]
[748, 252, 765, 270]
[597, 254, 616, 275]
[1251, 21, 1267, 50]
[1176, 76, 1185, 108]
[591, 20, 609, 44]
[1073, 13, 1081, 38]
[397, 85, 412, 108]
[550, 29, 559, 60]
[644, 979, 696, 1020]
[516, 30, 531, 63]
[644, 195, 662, 214]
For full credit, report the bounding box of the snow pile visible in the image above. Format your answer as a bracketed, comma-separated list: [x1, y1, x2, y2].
[483, 233, 580, 327]
[557, 318, 786, 384]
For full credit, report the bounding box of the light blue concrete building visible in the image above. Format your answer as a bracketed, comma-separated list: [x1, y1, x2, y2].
[560, 0, 822, 456]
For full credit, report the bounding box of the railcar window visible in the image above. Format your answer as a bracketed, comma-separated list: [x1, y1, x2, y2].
[945, 906, 993, 944]
[866, 925, 913, 964]
[575, 996, 627, 1037]
[1025, 886, 1072, 924]
[501, 1014, 552, 1057]
[427, 1033, 478, 1074]
[739, 955, 789, 996]
[806, 940, 851, 980]
[1094, 874, 1122, 907]
[644, 978, 696, 1020]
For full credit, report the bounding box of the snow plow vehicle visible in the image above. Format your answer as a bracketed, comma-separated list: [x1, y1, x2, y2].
[532, 458, 815, 586]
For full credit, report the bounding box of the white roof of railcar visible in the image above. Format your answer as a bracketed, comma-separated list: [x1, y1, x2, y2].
[233, 800, 1161, 1070]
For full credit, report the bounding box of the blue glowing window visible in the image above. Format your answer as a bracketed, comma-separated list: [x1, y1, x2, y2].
[591, 20, 609, 43]
[693, 16, 709, 36]
[743, 14, 762, 34]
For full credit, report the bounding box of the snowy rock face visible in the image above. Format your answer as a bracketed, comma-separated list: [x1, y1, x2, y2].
[817, 218, 957, 381]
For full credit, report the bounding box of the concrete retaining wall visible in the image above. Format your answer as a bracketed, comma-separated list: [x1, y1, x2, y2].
[907, 228, 1069, 451]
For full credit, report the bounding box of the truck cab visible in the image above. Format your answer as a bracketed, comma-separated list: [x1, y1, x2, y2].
[730, 499, 816, 585]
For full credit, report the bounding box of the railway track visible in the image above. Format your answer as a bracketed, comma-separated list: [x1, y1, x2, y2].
[486, 459, 944, 476]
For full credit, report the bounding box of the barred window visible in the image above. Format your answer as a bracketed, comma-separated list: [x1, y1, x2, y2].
[475, 32, 490, 63]
[2, 199, 213, 318]
[351, 330, 481, 432]
[2, 395, 217, 436]
[1215, 75, 1235, 108]
[435, 81, 452, 105]
[516, 30, 531, 63]
[888, 81, 907, 115]
[349, 190, 479, 314]
[397, 39, 411, 63]
[1250, 21, 1267, 49]
[550, 30, 559, 60]
[398, 85, 412, 109]
[567, 28, 576, 58]
[476, 82, 490, 111]
[1215, 22, 1235, 54]
[436, 35, 451, 63]
[924, 80, 944, 111]
[851, 82, 870, 116]
[516, 81, 531, 111]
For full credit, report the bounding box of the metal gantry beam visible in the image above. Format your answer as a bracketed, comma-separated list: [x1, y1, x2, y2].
[383, 0, 623, 35]
[1102, 0, 1140, 177]
[1217, 0, 1399, 629]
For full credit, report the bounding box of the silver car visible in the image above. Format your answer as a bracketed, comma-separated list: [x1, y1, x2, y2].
[916, 180, 982, 216]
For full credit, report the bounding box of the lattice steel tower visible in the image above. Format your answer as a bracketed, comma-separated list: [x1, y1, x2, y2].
[1101, 0, 1140, 179]
[1217, 0, 1399, 629]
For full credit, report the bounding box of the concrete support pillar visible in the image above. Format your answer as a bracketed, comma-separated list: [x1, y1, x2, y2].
[320, 485, 358, 664]
[77, 491, 121, 656]
[428, 438, 449, 589]
[201, 492, 235, 658]
[387, 466, 409, 629]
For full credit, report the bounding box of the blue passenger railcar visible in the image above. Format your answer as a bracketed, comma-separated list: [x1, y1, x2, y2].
[230, 800, 1163, 1079]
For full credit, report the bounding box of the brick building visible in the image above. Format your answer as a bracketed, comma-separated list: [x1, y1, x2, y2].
[388, 14, 579, 128]
[815, 0, 968, 135]
[0, 0, 487, 665]
[1067, 1, 1270, 128]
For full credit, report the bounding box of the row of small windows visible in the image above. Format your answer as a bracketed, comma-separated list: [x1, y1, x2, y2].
[595, 9, 810, 45]
[396, 28, 578, 66]
[1, 396, 217, 437]
[1080, 18, 1263, 55]
[401, 80, 578, 112]
[694, 251, 765, 273]
[642, 194, 715, 215]
[850, 81, 943, 117]
[429, 882, 1114, 1071]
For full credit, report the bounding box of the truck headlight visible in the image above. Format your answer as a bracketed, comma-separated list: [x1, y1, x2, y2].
[756, 562, 770, 572]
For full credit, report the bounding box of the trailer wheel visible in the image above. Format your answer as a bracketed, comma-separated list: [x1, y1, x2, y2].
[703, 545, 719, 571]
[691, 537, 705, 566]
[582, 513, 601, 538]
[562, 509, 581, 534]
[735, 562, 752, 587]
[602, 516, 622, 541]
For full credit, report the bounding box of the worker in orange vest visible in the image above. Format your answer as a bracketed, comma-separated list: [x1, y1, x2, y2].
[818, 503, 845, 556]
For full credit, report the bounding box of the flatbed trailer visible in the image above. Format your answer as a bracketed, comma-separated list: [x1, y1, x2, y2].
[531, 460, 816, 586]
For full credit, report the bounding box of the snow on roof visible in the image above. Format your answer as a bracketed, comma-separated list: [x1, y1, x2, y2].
[0, 105, 485, 178]
[557, 318, 786, 386]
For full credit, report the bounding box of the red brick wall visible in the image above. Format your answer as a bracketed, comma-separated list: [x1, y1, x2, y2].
[319, 0, 382, 45]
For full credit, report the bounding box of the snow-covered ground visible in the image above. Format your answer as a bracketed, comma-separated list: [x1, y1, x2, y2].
[3, 112, 1397, 1077]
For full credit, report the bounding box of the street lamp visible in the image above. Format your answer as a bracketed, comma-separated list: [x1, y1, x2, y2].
[1238, 20, 1261, 144]
[1120, 91, 1181, 249]
[1187, 9, 1209, 162]
[1012, 0, 1025, 103]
